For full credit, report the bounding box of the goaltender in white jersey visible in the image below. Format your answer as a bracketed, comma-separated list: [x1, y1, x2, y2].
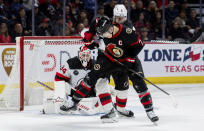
[43, 46, 114, 115]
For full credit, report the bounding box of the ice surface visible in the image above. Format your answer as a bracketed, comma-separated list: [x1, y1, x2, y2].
[1, 84, 204, 131]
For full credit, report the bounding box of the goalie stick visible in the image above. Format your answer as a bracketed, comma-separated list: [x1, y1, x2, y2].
[102, 49, 178, 108]
[37, 81, 54, 91]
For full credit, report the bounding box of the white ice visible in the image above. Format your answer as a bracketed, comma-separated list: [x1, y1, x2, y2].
[1, 84, 204, 131]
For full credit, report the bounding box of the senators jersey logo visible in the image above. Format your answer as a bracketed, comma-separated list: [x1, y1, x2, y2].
[126, 28, 132, 34]
[107, 43, 123, 58]
[94, 64, 100, 70]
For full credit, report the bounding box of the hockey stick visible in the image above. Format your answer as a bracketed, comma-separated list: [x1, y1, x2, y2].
[103, 51, 178, 108]
[37, 81, 54, 91]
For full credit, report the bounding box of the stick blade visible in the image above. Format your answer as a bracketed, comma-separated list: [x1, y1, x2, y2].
[169, 95, 178, 108]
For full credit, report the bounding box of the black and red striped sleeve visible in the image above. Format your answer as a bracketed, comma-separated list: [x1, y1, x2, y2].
[54, 72, 70, 83]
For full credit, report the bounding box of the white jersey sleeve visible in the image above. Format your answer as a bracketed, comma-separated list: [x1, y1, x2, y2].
[54, 62, 73, 97]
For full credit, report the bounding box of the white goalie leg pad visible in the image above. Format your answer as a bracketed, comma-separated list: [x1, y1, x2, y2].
[64, 82, 73, 96]
[109, 85, 116, 98]
[115, 89, 128, 112]
[57, 96, 76, 115]
[43, 91, 68, 114]
[77, 97, 102, 115]
[76, 78, 105, 115]
[95, 78, 110, 96]
[54, 81, 67, 98]
[43, 81, 72, 114]
[54, 81, 74, 114]
[95, 78, 113, 113]
[42, 86, 55, 114]
[42, 95, 64, 114]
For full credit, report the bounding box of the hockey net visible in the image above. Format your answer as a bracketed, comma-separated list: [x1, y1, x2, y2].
[0, 36, 84, 111]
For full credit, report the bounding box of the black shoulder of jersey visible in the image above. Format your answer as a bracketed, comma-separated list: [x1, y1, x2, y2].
[123, 21, 134, 29]
[121, 25, 135, 36]
[67, 57, 83, 69]
[120, 25, 140, 45]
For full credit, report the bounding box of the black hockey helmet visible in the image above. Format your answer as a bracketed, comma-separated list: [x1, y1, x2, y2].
[96, 16, 113, 37]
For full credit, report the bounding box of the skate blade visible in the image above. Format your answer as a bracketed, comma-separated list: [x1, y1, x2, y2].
[153, 122, 158, 126]
[101, 118, 118, 123]
[59, 110, 76, 115]
[118, 114, 135, 119]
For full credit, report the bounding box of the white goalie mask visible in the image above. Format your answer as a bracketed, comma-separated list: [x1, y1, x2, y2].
[78, 46, 91, 67]
[113, 4, 127, 24]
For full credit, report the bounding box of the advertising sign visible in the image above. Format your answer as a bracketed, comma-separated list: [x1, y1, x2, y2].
[138, 44, 204, 83]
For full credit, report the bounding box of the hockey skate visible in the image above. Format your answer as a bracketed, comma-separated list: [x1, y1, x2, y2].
[59, 98, 77, 114]
[146, 110, 159, 124]
[100, 108, 118, 123]
[114, 103, 134, 118]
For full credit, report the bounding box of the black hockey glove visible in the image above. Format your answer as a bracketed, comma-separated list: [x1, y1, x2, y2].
[82, 18, 100, 43]
[83, 31, 95, 43]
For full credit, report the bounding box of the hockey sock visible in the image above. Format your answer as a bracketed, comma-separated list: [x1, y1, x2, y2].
[115, 90, 128, 112]
[138, 90, 153, 112]
[98, 93, 113, 113]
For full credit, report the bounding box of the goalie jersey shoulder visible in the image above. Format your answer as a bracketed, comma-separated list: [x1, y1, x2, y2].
[67, 57, 84, 69]
[66, 56, 91, 87]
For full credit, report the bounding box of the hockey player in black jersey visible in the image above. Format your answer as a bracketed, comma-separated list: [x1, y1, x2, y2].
[112, 4, 159, 123]
[59, 16, 147, 123]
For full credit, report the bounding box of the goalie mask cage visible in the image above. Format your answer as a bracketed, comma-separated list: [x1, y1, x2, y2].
[0, 36, 84, 111]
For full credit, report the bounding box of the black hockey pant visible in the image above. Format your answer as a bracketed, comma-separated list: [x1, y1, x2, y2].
[128, 56, 153, 112]
[72, 54, 128, 102]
